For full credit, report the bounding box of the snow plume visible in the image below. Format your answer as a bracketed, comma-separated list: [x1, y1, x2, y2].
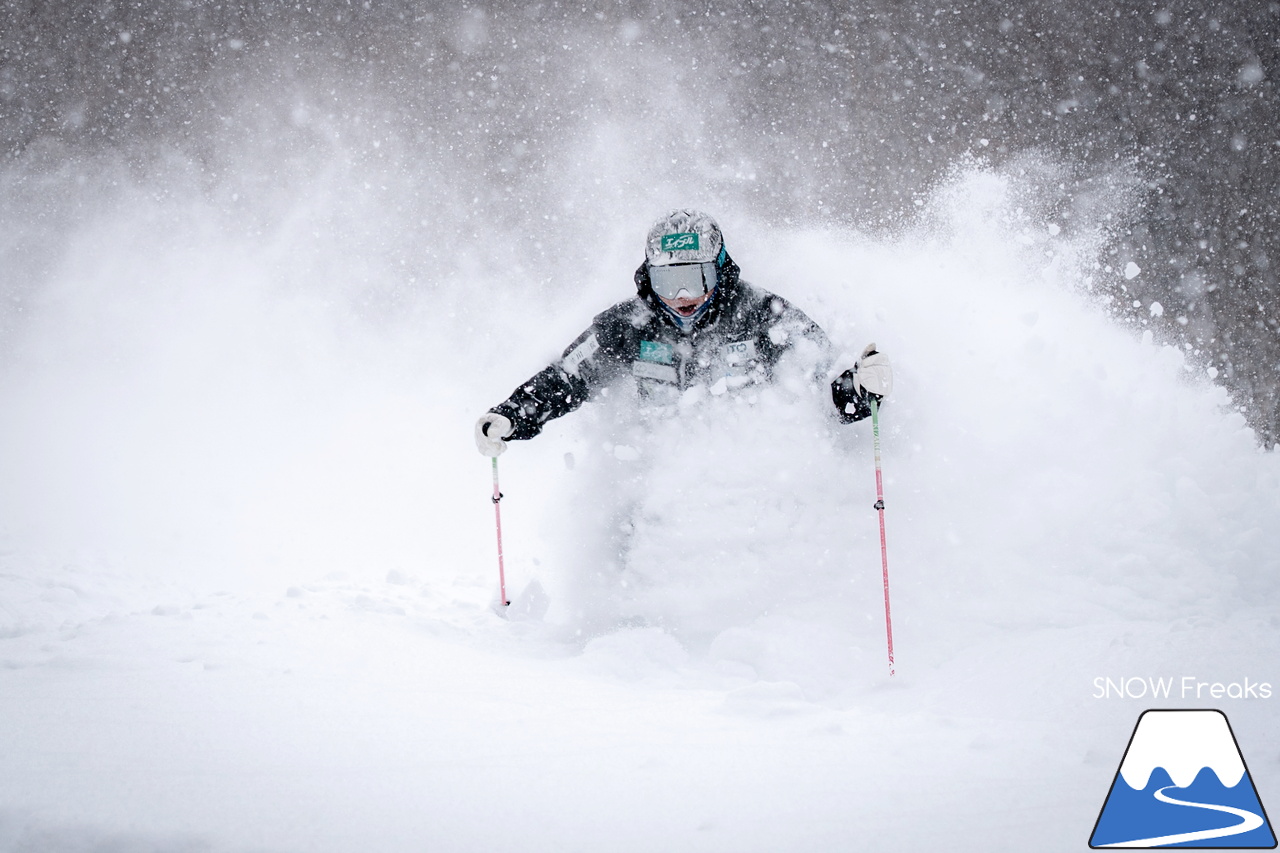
[0, 26, 747, 591]
[493, 163, 1280, 700]
[0, 139, 482, 590]
[2, 130, 1278, 624]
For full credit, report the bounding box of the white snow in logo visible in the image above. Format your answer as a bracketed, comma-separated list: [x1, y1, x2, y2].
[1118, 710, 1245, 790]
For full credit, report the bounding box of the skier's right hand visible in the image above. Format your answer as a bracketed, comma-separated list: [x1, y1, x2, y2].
[474, 412, 514, 457]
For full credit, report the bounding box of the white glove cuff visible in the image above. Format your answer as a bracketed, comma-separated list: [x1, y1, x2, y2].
[475, 413, 514, 457]
[853, 345, 894, 399]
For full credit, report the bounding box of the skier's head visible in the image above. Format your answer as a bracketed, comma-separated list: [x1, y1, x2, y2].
[640, 209, 729, 332]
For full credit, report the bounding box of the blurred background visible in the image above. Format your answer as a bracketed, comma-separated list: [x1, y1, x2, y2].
[3, 0, 1276, 437]
[1, 0, 1277, 589]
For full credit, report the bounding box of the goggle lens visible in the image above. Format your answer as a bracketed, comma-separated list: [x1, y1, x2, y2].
[648, 262, 717, 300]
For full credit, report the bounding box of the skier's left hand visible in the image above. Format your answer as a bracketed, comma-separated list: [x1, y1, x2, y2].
[852, 343, 893, 399]
[475, 412, 514, 457]
[831, 344, 892, 423]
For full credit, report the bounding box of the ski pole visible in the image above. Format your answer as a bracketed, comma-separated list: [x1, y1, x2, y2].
[491, 456, 509, 607]
[870, 396, 895, 676]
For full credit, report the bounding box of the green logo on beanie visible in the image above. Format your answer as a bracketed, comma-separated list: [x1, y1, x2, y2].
[661, 232, 699, 253]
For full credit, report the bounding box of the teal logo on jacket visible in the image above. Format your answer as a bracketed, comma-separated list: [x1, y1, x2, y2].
[639, 340, 675, 364]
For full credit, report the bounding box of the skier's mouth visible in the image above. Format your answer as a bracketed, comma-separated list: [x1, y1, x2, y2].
[661, 294, 710, 317]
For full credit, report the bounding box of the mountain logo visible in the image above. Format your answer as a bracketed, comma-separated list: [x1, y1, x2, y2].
[1090, 709, 1276, 848]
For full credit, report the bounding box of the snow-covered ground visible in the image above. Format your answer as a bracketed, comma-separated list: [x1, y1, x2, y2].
[2, 165, 1278, 852]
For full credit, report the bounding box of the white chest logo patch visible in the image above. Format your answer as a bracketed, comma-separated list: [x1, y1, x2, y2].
[720, 339, 757, 366]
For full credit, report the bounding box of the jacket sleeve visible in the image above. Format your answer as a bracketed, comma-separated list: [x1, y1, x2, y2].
[489, 319, 626, 440]
[763, 295, 876, 424]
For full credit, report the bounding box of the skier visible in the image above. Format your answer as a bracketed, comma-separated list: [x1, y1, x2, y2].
[474, 209, 892, 456]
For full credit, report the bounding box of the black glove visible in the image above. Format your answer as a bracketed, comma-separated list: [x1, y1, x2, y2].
[832, 369, 873, 423]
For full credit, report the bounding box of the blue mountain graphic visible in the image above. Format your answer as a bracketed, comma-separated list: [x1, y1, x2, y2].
[1091, 766, 1276, 848]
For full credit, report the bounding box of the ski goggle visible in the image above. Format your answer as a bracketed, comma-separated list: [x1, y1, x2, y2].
[647, 261, 718, 300]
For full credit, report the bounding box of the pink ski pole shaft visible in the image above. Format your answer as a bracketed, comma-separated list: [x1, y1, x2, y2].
[491, 457, 509, 607]
[870, 397, 895, 676]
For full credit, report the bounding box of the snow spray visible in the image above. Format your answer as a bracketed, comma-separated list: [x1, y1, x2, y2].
[871, 397, 895, 676]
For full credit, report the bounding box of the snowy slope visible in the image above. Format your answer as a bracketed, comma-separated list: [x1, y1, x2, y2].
[1, 166, 1279, 853]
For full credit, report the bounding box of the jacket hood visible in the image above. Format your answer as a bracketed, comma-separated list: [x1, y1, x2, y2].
[634, 251, 741, 332]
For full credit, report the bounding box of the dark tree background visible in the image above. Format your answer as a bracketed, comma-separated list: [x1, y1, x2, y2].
[2, 0, 1277, 440]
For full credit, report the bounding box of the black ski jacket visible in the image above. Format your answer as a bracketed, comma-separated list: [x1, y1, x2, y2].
[491, 253, 873, 440]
